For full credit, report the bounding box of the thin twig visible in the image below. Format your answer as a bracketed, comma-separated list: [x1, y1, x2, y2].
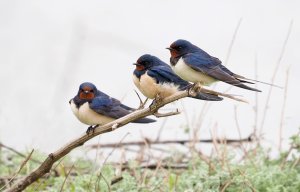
[86, 135, 253, 149]
[97, 172, 110, 192]
[59, 164, 74, 192]
[280, 149, 291, 169]
[234, 105, 248, 156]
[155, 118, 168, 141]
[224, 18, 243, 66]
[259, 20, 293, 135]
[0, 143, 41, 164]
[95, 133, 130, 188]
[291, 157, 300, 169]
[193, 100, 209, 138]
[279, 66, 290, 151]
[280, 130, 300, 169]
[134, 89, 148, 109]
[210, 124, 222, 168]
[212, 17, 243, 96]
[87, 131, 104, 190]
[0, 150, 34, 191]
[220, 180, 233, 192]
[154, 110, 180, 118]
[237, 168, 257, 192]
[254, 53, 259, 138]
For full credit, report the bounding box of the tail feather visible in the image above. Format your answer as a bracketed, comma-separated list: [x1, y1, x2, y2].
[189, 92, 223, 101]
[133, 117, 156, 123]
[234, 83, 262, 92]
[237, 79, 255, 84]
[233, 74, 283, 88]
[239, 78, 283, 88]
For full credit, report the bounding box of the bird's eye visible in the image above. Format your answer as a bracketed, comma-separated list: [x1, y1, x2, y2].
[177, 46, 182, 50]
[90, 89, 94, 93]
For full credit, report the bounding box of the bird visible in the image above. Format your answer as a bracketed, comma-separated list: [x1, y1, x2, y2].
[132, 54, 223, 103]
[69, 82, 156, 134]
[167, 39, 262, 92]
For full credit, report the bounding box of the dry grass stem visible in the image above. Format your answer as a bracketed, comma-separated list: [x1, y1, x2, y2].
[259, 20, 293, 135]
[59, 164, 74, 192]
[279, 66, 290, 151]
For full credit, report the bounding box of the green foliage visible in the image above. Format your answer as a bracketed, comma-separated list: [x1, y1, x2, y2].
[1, 143, 300, 191]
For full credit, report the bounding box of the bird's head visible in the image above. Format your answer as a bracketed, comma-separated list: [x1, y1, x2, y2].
[167, 39, 198, 58]
[77, 82, 97, 101]
[133, 54, 163, 71]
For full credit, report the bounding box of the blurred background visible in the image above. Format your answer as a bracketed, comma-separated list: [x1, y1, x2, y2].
[0, 0, 299, 159]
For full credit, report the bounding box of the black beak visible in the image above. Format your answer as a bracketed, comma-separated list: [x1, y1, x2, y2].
[133, 63, 141, 66]
[166, 47, 173, 51]
[84, 90, 89, 94]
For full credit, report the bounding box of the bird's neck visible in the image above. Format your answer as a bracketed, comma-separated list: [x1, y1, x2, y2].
[73, 95, 91, 108]
[133, 69, 146, 79]
[170, 56, 180, 66]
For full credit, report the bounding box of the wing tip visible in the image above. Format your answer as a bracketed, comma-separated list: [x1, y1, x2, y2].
[191, 93, 224, 101]
[133, 117, 156, 123]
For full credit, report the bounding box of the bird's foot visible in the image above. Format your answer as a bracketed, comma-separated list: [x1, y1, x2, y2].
[149, 94, 162, 111]
[185, 83, 194, 90]
[188, 82, 203, 96]
[86, 124, 99, 135]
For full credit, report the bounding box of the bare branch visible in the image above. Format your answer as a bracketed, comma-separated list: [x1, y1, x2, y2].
[121, 163, 189, 170]
[154, 109, 180, 118]
[4, 87, 244, 192]
[86, 135, 254, 149]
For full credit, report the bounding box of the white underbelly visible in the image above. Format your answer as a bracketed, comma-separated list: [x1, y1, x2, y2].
[70, 101, 114, 125]
[172, 58, 217, 85]
[133, 73, 180, 99]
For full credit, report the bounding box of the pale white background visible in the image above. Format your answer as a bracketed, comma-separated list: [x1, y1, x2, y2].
[0, 0, 299, 157]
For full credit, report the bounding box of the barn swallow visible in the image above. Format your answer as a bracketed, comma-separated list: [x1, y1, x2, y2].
[70, 82, 156, 134]
[167, 39, 262, 92]
[132, 54, 223, 101]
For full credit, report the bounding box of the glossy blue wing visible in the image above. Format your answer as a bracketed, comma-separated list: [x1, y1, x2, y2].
[183, 53, 261, 92]
[183, 52, 241, 84]
[89, 96, 130, 119]
[147, 65, 190, 90]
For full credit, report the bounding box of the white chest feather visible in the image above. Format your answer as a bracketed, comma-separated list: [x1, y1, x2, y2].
[172, 58, 216, 85]
[70, 100, 114, 125]
[133, 73, 180, 99]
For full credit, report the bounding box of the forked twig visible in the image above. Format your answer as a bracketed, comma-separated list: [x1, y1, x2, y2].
[134, 89, 148, 109]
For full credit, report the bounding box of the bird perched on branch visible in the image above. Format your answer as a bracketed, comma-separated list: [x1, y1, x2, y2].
[70, 82, 156, 134]
[132, 54, 223, 105]
[167, 39, 265, 92]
